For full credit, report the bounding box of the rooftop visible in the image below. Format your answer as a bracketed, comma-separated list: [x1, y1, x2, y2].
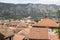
[33, 18, 59, 28]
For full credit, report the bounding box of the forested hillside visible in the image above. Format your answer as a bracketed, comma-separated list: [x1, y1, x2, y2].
[0, 2, 60, 19]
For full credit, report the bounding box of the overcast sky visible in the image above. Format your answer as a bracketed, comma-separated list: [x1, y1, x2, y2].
[0, 0, 60, 5]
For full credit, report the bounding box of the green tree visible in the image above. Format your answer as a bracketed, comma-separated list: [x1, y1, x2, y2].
[56, 24, 60, 40]
[57, 10, 60, 18]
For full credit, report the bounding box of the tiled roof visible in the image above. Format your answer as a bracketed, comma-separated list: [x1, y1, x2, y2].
[13, 34, 25, 40]
[27, 28, 49, 39]
[50, 34, 59, 40]
[0, 25, 14, 38]
[14, 28, 30, 34]
[33, 18, 59, 28]
[9, 21, 20, 25]
[13, 28, 31, 40]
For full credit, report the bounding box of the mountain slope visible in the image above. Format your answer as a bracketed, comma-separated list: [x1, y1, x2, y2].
[0, 3, 60, 19]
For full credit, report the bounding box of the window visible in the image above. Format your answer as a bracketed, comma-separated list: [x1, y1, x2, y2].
[48, 29, 51, 33]
[36, 29, 40, 32]
[51, 29, 54, 32]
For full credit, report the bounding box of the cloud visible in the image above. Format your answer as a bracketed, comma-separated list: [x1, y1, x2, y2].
[0, 0, 60, 5]
[39, 0, 60, 5]
[54, 0, 60, 5]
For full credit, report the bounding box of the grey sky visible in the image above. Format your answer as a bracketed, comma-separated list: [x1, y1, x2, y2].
[0, 0, 60, 5]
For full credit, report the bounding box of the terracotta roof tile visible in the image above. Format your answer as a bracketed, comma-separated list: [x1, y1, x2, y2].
[33, 18, 59, 28]
[28, 28, 49, 39]
[14, 28, 30, 34]
[13, 34, 25, 40]
[0, 25, 14, 38]
[50, 34, 59, 40]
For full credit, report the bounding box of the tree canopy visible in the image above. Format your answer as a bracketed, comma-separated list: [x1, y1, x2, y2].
[56, 10, 60, 18]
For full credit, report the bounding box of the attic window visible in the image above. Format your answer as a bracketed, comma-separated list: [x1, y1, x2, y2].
[36, 29, 40, 32]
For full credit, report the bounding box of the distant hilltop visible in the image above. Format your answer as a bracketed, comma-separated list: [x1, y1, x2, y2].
[0, 2, 59, 19]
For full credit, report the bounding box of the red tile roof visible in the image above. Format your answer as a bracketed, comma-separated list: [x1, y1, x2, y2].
[13, 34, 25, 40]
[0, 25, 14, 38]
[33, 18, 59, 28]
[50, 34, 59, 40]
[27, 28, 49, 39]
[14, 28, 30, 33]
